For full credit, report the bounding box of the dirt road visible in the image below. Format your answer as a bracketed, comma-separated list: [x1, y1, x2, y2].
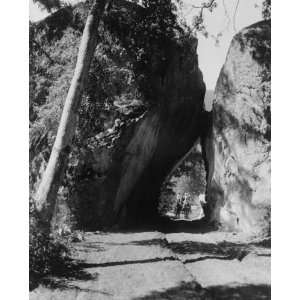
[30, 230, 270, 299]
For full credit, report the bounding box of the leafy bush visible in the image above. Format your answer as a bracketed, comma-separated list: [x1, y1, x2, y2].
[29, 227, 69, 276]
[29, 227, 71, 289]
[29, 200, 71, 290]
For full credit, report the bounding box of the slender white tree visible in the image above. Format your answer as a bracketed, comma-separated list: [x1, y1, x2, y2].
[34, 0, 111, 232]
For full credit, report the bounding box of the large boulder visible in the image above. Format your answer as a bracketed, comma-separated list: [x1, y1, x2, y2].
[84, 29, 207, 228]
[29, 2, 207, 229]
[207, 21, 271, 236]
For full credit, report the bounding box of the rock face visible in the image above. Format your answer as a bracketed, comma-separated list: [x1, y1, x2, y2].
[88, 37, 207, 227]
[29, 2, 207, 229]
[207, 21, 271, 236]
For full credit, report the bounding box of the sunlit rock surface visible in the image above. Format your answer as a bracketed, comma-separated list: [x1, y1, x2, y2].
[207, 20, 271, 236]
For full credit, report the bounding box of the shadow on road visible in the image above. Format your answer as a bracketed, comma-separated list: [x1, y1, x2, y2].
[168, 239, 270, 259]
[167, 240, 251, 259]
[133, 282, 270, 300]
[30, 258, 97, 291]
[158, 218, 217, 234]
[129, 239, 269, 262]
[100, 217, 217, 235]
[206, 284, 271, 300]
[133, 281, 208, 300]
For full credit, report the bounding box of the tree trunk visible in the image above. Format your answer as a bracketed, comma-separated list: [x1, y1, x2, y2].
[34, 0, 110, 232]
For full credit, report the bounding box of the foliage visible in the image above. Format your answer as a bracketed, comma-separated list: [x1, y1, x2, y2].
[29, 0, 182, 147]
[104, 0, 183, 100]
[29, 22, 137, 225]
[262, 0, 271, 20]
[30, 1, 185, 227]
[29, 207, 71, 289]
[158, 179, 176, 214]
[192, 0, 218, 37]
[158, 145, 207, 215]
[29, 227, 70, 278]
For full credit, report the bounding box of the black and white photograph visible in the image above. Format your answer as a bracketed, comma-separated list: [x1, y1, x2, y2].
[3, 0, 289, 298]
[26, 0, 272, 299]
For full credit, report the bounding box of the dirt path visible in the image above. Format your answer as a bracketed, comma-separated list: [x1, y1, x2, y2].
[165, 232, 271, 299]
[30, 231, 270, 299]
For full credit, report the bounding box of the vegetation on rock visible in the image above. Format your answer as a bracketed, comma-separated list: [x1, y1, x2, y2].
[30, 0, 205, 226]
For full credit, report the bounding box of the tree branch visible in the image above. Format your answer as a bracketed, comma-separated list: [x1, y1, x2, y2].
[193, 0, 217, 21]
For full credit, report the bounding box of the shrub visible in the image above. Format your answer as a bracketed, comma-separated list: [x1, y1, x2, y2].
[29, 207, 71, 290]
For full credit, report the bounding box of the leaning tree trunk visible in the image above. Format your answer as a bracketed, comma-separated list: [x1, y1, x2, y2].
[34, 0, 110, 232]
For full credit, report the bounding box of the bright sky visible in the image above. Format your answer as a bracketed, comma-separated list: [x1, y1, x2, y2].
[29, 0, 264, 91]
[186, 0, 264, 90]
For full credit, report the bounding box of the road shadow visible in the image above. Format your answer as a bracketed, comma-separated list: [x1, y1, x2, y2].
[129, 238, 270, 262]
[167, 240, 270, 260]
[251, 238, 271, 248]
[207, 284, 271, 300]
[129, 238, 169, 247]
[30, 258, 97, 291]
[133, 281, 209, 300]
[157, 217, 217, 234]
[133, 282, 270, 300]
